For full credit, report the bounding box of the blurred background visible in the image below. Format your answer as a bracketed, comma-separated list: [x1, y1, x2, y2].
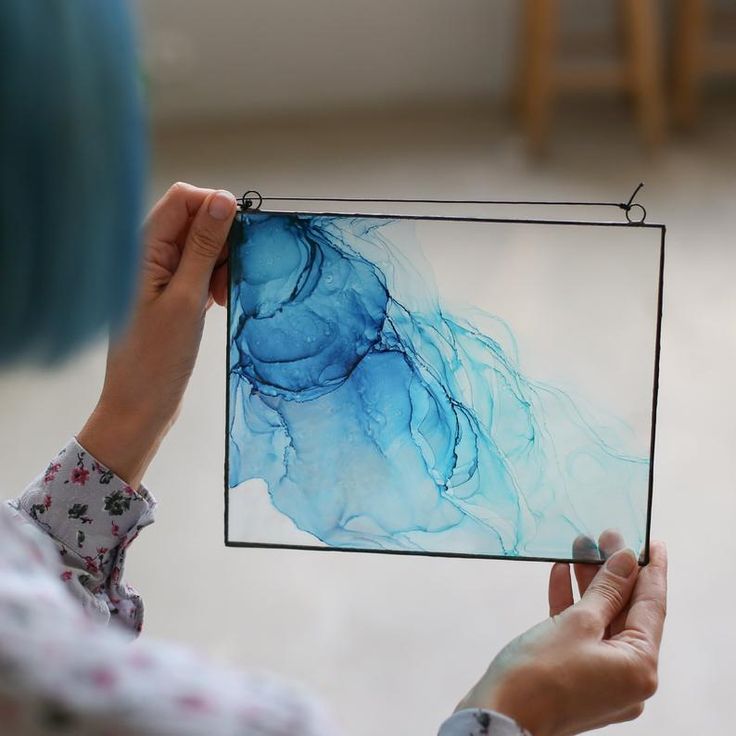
[2, 1, 735, 734]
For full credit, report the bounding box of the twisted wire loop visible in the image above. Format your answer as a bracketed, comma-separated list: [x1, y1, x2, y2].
[238, 183, 648, 224]
[237, 190, 263, 212]
[620, 183, 647, 224]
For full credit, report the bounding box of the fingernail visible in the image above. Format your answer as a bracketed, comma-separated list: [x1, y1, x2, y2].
[606, 548, 637, 577]
[208, 190, 235, 220]
[573, 534, 599, 562]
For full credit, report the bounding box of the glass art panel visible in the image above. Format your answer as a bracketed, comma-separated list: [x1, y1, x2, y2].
[226, 211, 663, 562]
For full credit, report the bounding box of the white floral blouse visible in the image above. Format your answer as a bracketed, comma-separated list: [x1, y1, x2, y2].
[0, 439, 525, 735]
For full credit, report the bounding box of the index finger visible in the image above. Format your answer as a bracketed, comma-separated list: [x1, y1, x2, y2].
[619, 540, 668, 651]
[145, 182, 214, 245]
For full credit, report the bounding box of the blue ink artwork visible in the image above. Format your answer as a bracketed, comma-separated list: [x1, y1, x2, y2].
[227, 212, 662, 562]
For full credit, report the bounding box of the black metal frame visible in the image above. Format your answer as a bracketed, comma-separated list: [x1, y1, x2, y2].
[224, 192, 665, 566]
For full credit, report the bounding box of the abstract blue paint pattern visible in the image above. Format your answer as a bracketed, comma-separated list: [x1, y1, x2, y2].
[228, 214, 648, 559]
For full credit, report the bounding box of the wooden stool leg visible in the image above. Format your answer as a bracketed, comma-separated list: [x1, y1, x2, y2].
[511, 3, 530, 118]
[622, 0, 667, 148]
[673, 0, 708, 128]
[518, 0, 558, 156]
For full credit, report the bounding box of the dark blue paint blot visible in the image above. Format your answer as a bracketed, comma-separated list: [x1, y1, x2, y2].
[228, 214, 648, 558]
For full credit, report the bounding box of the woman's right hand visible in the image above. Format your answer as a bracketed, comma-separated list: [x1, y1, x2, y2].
[456, 540, 667, 736]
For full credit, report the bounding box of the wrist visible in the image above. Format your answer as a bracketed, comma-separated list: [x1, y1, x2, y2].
[459, 669, 556, 736]
[77, 398, 168, 488]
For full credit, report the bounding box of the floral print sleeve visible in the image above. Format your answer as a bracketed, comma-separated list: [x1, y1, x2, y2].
[439, 709, 530, 736]
[0, 440, 524, 736]
[7, 438, 155, 634]
[0, 441, 337, 735]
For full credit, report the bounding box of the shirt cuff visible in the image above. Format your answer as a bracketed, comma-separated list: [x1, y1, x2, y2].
[439, 709, 530, 736]
[16, 437, 156, 576]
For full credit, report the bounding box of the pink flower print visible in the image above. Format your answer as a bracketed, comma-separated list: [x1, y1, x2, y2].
[43, 462, 61, 483]
[60, 570, 72, 582]
[88, 667, 117, 690]
[70, 466, 90, 485]
[43, 494, 52, 509]
[123, 484, 136, 497]
[177, 694, 211, 712]
[128, 651, 154, 670]
[82, 556, 99, 574]
[120, 530, 140, 551]
[111, 521, 120, 538]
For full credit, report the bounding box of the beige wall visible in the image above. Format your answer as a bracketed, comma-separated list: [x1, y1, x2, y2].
[136, 0, 518, 119]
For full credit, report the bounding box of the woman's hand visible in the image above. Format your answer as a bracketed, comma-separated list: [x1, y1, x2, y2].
[457, 539, 668, 736]
[78, 182, 236, 487]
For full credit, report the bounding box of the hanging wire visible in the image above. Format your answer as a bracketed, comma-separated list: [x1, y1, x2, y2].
[237, 183, 647, 224]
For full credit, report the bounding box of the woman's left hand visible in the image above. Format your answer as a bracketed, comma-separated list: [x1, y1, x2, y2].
[454, 537, 667, 736]
[78, 182, 236, 487]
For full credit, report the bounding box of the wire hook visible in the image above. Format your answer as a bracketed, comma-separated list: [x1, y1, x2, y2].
[620, 183, 647, 224]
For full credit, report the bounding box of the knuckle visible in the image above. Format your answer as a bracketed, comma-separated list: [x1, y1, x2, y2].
[633, 661, 659, 699]
[593, 578, 625, 610]
[167, 181, 191, 199]
[568, 607, 600, 633]
[169, 282, 205, 313]
[189, 229, 222, 258]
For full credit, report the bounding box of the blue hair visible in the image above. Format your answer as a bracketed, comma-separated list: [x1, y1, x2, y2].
[0, 1, 146, 365]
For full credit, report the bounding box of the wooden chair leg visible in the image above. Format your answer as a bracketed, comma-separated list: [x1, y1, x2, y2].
[518, 0, 559, 156]
[672, 0, 708, 128]
[622, 0, 667, 149]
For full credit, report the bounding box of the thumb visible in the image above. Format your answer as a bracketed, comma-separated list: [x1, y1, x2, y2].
[174, 190, 236, 298]
[576, 548, 639, 627]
